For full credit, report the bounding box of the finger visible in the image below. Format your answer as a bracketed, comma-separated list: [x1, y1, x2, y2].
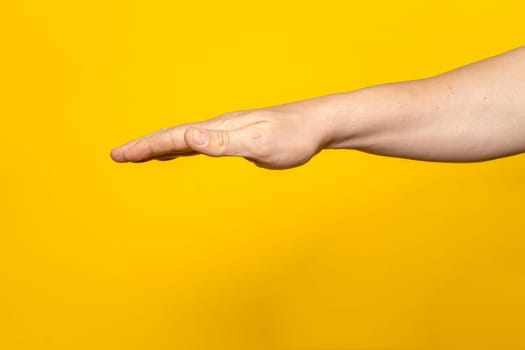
[109, 137, 142, 161]
[130, 151, 200, 163]
[111, 126, 193, 162]
[155, 151, 199, 161]
[184, 126, 253, 157]
[155, 155, 178, 161]
[110, 110, 259, 163]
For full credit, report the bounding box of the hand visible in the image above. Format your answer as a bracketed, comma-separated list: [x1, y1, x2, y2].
[110, 106, 332, 170]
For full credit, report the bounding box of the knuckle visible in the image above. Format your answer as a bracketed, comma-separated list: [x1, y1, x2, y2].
[216, 118, 232, 129]
[213, 130, 230, 154]
[222, 110, 243, 117]
[144, 139, 155, 157]
[168, 129, 178, 150]
[212, 110, 245, 129]
[228, 109, 246, 116]
[220, 110, 245, 120]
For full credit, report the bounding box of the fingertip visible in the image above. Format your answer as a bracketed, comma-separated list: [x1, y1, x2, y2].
[110, 137, 146, 162]
[110, 147, 126, 162]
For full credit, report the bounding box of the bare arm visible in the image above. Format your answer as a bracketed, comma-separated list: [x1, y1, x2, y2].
[323, 45, 525, 162]
[110, 46, 525, 169]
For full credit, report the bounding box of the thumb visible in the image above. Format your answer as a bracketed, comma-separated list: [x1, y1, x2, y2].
[185, 127, 247, 157]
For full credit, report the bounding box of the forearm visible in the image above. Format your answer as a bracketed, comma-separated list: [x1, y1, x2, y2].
[317, 46, 525, 162]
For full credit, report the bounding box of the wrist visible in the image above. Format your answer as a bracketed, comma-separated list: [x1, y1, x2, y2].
[321, 82, 417, 151]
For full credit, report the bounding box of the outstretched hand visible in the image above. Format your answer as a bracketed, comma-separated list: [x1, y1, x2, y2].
[111, 47, 525, 168]
[110, 106, 332, 170]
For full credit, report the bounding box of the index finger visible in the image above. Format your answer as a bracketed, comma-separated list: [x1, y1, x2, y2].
[110, 124, 193, 162]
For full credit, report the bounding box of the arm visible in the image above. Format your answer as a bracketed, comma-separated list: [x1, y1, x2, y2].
[323, 45, 525, 162]
[110, 46, 525, 169]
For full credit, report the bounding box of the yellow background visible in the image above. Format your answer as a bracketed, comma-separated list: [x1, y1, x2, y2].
[1, 1, 524, 349]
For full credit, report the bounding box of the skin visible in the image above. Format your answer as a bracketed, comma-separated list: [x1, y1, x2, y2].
[110, 46, 525, 170]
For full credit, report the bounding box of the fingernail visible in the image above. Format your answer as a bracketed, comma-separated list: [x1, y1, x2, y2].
[191, 128, 208, 146]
